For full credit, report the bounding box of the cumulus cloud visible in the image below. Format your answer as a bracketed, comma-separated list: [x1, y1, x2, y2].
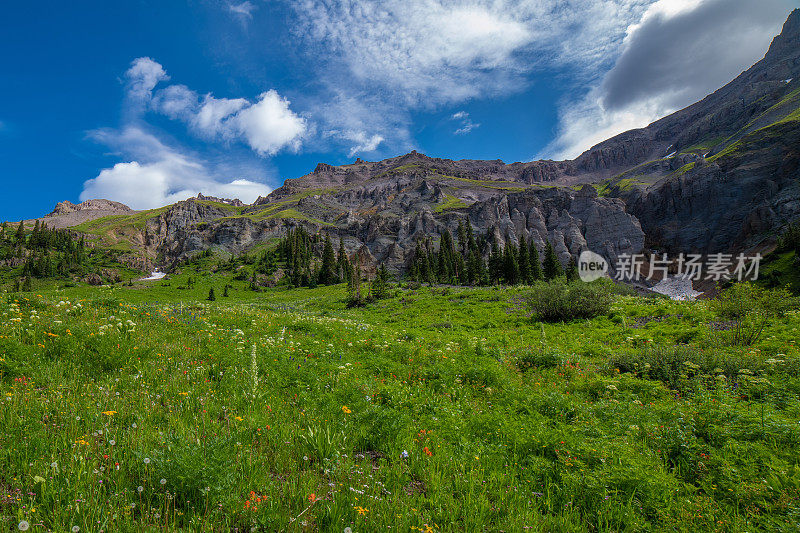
[125, 57, 169, 104]
[128, 57, 307, 155]
[451, 111, 479, 135]
[542, 0, 793, 160]
[81, 127, 271, 209]
[233, 91, 307, 155]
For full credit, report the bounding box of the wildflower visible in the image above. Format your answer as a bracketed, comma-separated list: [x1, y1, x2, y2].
[308, 493, 317, 502]
[345, 528, 353, 533]
[109, 440, 116, 446]
[400, 450, 409, 459]
[342, 406, 352, 414]
[102, 410, 117, 416]
[143, 458, 151, 465]
[72, 527, 80, 533]
[160, 478, 166, 485]
[355, 506, 369, 515]
[137, 486, 144, 493]
[18, 521, 30, 531]
[423, 446, 432, 456]
[606, 385, 617, 391]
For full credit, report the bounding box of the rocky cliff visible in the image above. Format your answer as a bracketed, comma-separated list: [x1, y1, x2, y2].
[41, 10, 800, 274]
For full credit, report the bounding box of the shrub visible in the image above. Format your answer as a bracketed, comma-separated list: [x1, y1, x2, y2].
[777, 221, 800, 255]
[716, 282, 797, 345]
[524, 279, 613, 322]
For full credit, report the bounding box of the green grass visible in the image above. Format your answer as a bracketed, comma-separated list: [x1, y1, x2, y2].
[433, 194, 468, 213]
[2, 270, 800, 531]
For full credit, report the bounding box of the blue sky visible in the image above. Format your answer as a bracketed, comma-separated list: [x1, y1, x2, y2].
[0, 0, 797, 219]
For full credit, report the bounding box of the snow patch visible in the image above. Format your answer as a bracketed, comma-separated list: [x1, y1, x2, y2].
[140, 269, 166, 281]
[649, 275, 702, 301]
[665, 151, 677, 158]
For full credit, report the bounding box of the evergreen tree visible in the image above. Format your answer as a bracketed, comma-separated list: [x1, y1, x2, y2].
[223, 284, 229, 297]
[518, 237, 530, 284]
[337, 238, 350, 282]
[530, 240, 543, 281]
[15, 221, 25, 245]
[318, 234, 337, 285]
[542, 241, 563, 280]
[22, 277, 32, 292]
[457, 219, 468, 256]
[503, 241, 520, 285]
[467, 220, 477, 254]
[566, 256, 579, 281]
[488, 238, 503, 284]
[347, 260, 364, 306]
[372, 264, 391, 300]
[207, 287, 216, 301]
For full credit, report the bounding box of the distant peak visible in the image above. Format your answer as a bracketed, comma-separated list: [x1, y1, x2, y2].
[313, 162, 337, 174]
[48, 199, 132, 216]
[766, 9, 800, 56]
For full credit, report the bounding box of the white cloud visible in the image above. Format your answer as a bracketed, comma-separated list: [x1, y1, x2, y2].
[191, 95, 248, 138]
[81, 127, 271, 209]
[289, 1, 654, 106]
[451, 111, 479, 135]
[132, 57, 307, 155]
[285, 0, 655, 154]
[229, 1, 257, 19]
[232, 91, 307, 155]
[542, 0, 793, 160]
[125, 57, 169, 104]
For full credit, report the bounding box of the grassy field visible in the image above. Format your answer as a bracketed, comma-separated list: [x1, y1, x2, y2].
[1, 271, 800, 531]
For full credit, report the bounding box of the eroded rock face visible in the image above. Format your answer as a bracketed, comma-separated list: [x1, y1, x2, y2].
[627, 121, 800, 254]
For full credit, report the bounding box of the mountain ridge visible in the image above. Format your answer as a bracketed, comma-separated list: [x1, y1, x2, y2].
[27, 9, 800, 274]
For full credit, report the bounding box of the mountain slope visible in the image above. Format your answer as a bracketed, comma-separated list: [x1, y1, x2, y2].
[30, 9, 800, 274]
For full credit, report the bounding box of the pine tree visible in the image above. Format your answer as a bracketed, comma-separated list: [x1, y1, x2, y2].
[223, 284, 229, 297]
[566, 256, 579, 281]
[347, 261, 364, 306]
[208, 287, 216, 301]
[488, 239, 503, 284]
[518, 237, 530, 284]
[337, 238, 349, 282]
[529, 240, 543, 281]
[467, 220, 477, 254]
[542, 241, 563, 280]
[22, 277, 32, 292]
[372, 264, 391, 300]
[458, 219, 468, 256]
[15, 221, 25, 245]
[503, 241, 520, 285]
[318, 234, 337, 285]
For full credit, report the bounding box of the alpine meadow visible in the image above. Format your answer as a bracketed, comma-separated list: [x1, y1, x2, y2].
[3, 2, 800, 532]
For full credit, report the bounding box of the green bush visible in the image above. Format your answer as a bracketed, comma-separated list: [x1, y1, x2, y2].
[716, 282, 797, 345]
[524, 279, 613, 322]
